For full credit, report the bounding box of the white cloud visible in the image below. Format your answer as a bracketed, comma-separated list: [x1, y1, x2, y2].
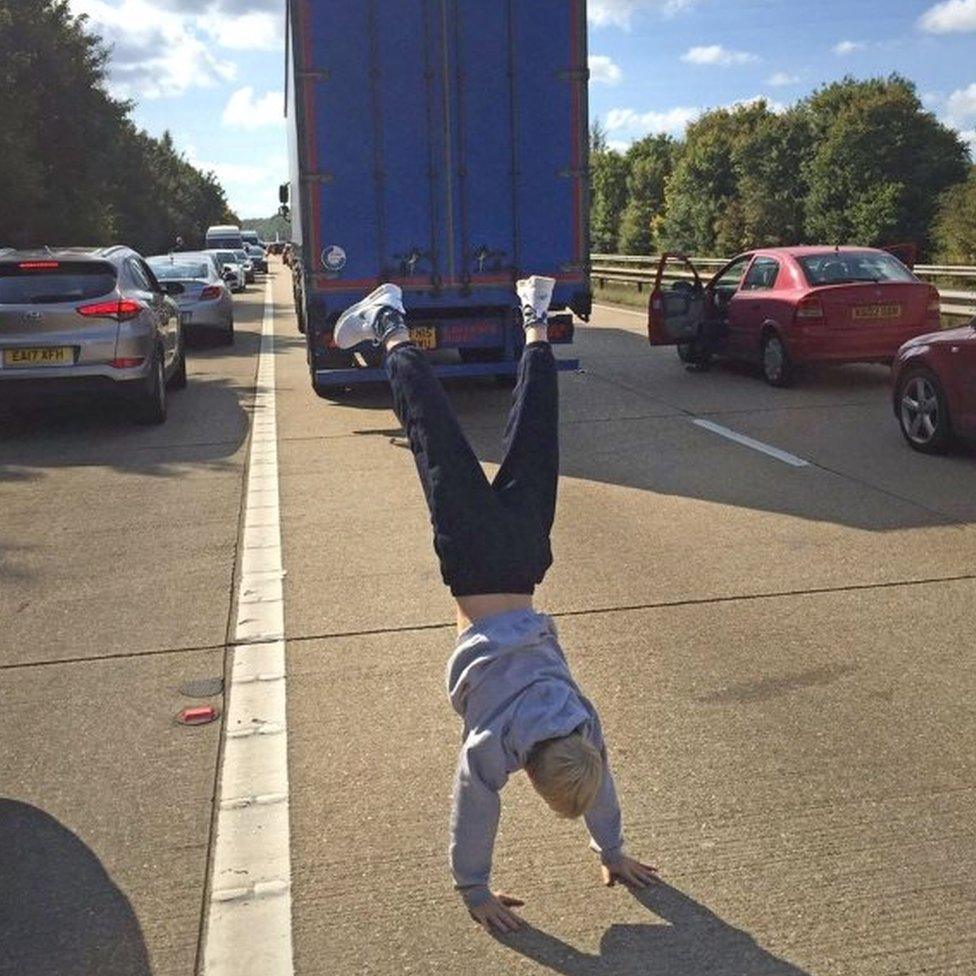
[605, 106, 700, 136]
[222, 87, 285, 130]
[945, 84, 976, 156]
[729, 94, 788, 114]
[925, 85, 976, 157]
[833, 40, 866, 55]
[589, 55, 623, 85]
[197, 9, 283, 51]
[605, 93, 789, 141]
[682, 45, 758, 66]
[767, 71, 800, 86]
[187, 148, 288, 218]
[919, 0, 976, 33]
[70, 0, 237, 99]
[589, 0, 696, 29]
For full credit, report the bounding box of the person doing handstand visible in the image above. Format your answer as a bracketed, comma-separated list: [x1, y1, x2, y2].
[333, 276, 658, 933]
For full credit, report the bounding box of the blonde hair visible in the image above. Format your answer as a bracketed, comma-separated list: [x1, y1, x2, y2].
[525, 732, 604, 819]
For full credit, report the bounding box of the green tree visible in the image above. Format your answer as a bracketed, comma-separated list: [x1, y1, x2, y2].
[733, 109, 812, 250]
[803, 76, 969, 253]
[617, 134, 677, 254]
[589, 120, 629, 254]
[932, 166, 976, 263]
[662, 101, 772, 254]
[0, 0, 237, 252]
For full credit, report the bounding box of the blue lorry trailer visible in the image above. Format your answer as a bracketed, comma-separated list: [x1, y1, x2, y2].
[284, 0, 590, 392]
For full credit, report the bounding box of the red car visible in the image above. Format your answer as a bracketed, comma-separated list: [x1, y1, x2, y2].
[647, 247, 941, 386]
[892, 319, 976, 453]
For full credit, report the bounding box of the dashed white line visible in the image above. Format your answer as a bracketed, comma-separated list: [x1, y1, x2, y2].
[693, 418, 810, 468]
[202, 279, 294, 976]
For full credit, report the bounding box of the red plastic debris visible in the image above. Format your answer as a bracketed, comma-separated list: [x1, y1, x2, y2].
[177, 705, 219, 727]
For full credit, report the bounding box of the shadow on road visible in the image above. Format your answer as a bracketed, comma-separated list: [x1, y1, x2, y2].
[501, 882, 809, 976]
[0, 799, 151, 976]
[338, 326, 975, 532]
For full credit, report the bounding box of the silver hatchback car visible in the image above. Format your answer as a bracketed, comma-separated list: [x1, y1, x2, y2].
[148, 253, 235, 345]
[0, 246, 185, 424]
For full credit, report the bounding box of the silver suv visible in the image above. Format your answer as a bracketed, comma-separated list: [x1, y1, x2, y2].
[0, 246, 186, 424]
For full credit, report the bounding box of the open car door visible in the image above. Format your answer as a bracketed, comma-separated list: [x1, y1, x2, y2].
[883, 243, 918, 270]
[647, 253, 706, 346]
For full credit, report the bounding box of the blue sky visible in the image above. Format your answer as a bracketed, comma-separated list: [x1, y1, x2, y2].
[69, 0, 976, 218]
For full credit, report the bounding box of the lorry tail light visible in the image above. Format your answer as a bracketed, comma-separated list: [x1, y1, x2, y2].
[200, 286, 222, 301]
[796, 297, 824, 321]
[927, 286, 940, 315]
[77, 299, 143, 321]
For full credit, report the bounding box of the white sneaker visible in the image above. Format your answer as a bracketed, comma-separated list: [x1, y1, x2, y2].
[516, 275, 556, 327]
[334, 283, 407, 349]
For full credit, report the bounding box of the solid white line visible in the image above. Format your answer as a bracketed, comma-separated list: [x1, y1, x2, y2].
[592, 301, 646, 317]
[693, 419, 810, 468]
[203, 280, 294, 975]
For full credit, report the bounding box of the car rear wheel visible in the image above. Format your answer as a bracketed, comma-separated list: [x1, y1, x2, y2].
[219, 316, 235, 346]
[135, 350, 167, 425]
[762, 332, 793, 387]
[897, 369, 952, 453]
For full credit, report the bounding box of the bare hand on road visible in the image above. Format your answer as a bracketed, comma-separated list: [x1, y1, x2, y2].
[469, 891, 525, 934]
[601, 856, 660, 889]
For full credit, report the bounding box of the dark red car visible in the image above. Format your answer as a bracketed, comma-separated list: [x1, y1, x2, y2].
[892, 319, 976, 453]
[647, 247, 941, 386]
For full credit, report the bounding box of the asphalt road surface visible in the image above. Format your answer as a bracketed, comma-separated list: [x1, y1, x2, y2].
[2, 262, 974, 975]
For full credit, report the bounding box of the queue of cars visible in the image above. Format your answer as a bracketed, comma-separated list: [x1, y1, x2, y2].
[0, 229, 271, 425]
[647, 246, 975, 454]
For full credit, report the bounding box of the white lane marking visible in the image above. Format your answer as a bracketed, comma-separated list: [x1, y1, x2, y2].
[203, 280, 294, 976]
[693, 418, 810, 468]
[592, 302, 646, 317]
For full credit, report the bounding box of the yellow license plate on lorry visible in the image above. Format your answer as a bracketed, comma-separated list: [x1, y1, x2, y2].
[852, 304, 901, 321]
[409, 326, 437, 350]
[3, 347, 74, 367]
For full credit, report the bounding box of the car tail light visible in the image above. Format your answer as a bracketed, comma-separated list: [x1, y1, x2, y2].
[77, 299, 143, 321]
[108, 357, 146, 369]
[796, 297, 824, 321]
[19, 261, 60, 270]
[927, 286, 940, 315]
[200, 285, 222, 301]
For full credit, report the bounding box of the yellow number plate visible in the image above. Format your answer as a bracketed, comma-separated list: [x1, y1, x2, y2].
[3, 347, 74, 367]
[852, 304, 901, 321]
[409, 326, 437, 350]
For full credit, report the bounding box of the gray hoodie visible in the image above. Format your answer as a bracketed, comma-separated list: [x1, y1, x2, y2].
[446, 608, 624, 909]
